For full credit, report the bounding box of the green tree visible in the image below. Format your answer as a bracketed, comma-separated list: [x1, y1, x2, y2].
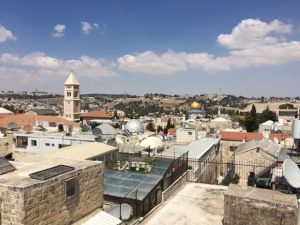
[244, 104, 258, 132]
[279, 103, 294, 109]
[146, 121, 156, 132]
[166, 118, 174, 129]
[156, 125, 163, 133]
[258, 106, 276, 124]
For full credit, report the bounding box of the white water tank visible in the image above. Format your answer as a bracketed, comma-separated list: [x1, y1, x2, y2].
[292, 119, 300, 139]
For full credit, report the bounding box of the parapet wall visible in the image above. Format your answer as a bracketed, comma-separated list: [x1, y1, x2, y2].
[223, 184, 298, 225]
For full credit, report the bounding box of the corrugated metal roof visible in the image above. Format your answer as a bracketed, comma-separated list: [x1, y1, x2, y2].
[235, 138, 281, 158]
[162, 138, 220, 159]
[97, 123, 117, 135]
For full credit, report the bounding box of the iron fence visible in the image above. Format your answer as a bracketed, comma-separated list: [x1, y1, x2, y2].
[188, 157, 275, 187]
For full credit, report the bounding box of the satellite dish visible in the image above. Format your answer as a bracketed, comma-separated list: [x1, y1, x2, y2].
[23, 125, 33, 133]
[92, 128, 102, 137]
[36, 125, 47, 131]
[283, 159, 300, 188]
[7, 122, 18, 130]
[263, 131, 269, 139]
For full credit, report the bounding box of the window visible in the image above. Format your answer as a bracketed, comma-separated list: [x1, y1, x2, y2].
[52, 144, 55, 147]
[31, 140, 37, 146]
[67, 92, 71, 97]
[45, 143, 50, 146]
[188, 132, 193, 135]
[64, 177, 78, 200]
[230, 146, 237, 152]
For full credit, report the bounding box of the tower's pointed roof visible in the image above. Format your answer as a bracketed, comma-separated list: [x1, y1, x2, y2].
[64, 72, 80, 85]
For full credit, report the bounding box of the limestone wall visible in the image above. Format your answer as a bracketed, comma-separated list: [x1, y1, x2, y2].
[0, 186, 25, 224]
[224, 185, 297, 225]
[0, 162, 103, 225]
[221, 140, 240, 161]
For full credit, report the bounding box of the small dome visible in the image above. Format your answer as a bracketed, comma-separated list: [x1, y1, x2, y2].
[140, 136, 163, 149]
[124, 119, 144, 133]
[190, 102, 201, 109]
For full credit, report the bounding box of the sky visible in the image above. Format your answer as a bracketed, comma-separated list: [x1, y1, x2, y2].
[0, 0, 300, 97]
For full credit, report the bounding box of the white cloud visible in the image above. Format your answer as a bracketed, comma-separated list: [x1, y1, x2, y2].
[53, 24, 66, 38]
[81, 21, 101, 34]
[0, 52, 117, 82]
[217, 19, 292, 49]
[93, 23, 99, 30]
[118, 51, 187, 75]
[0, 25, 17, 43]
[118, 19, 300, 74]
[81, 21, 93, 34]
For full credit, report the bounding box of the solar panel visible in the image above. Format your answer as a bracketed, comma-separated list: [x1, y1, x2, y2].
[29, 165, 74, 181]
[0, 157, 15, 175]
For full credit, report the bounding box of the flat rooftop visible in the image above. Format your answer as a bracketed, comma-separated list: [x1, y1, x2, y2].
[0, 158, 101, 188]
[142, 183, 227, 225]
[22, 142, 118, 162]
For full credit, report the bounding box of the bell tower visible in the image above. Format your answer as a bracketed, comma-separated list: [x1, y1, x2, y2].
[63, 71, 81, 121]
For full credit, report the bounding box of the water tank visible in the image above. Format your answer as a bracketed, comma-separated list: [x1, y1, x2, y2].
[292, 119, 300, 139]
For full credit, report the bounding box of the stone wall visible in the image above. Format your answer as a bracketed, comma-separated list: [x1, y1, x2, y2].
[0, 161, 103, 225]
[0, 186, 25, 224]
[223, 184, 297, 225]
[221, 140, 240, 161]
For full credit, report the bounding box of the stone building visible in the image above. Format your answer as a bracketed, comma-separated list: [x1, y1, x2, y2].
[234, 138, 281, 186]
[0, 158, 104, 225]
[63, 72, 81, 122]
[220, 131, 289, 161]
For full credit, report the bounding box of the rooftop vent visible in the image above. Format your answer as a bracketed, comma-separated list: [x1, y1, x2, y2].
[29, 165, 74, 181]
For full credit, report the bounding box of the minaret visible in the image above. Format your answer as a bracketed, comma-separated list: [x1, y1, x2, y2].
[63, 71, 81, 121]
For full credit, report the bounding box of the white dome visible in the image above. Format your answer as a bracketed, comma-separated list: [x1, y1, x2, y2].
[212, 117, 229, 122]
[140, 136, 163, 149]
[124, 119, 144, 133]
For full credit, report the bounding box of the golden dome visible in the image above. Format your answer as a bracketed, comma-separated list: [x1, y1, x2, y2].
[190, 102, 201, 109]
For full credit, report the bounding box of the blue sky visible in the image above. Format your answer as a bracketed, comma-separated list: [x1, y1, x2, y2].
[0, 0, 300, 97]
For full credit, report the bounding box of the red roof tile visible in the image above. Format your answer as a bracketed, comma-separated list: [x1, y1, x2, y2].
[0, 114, 78, 129]
[168, 128, 176, 135]
[220, 131, 289, 142]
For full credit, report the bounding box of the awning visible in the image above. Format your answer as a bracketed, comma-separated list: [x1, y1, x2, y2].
[73, 209, 122, 225]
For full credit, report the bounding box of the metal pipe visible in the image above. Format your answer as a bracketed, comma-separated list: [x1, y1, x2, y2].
[297, 199, 300, 225]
